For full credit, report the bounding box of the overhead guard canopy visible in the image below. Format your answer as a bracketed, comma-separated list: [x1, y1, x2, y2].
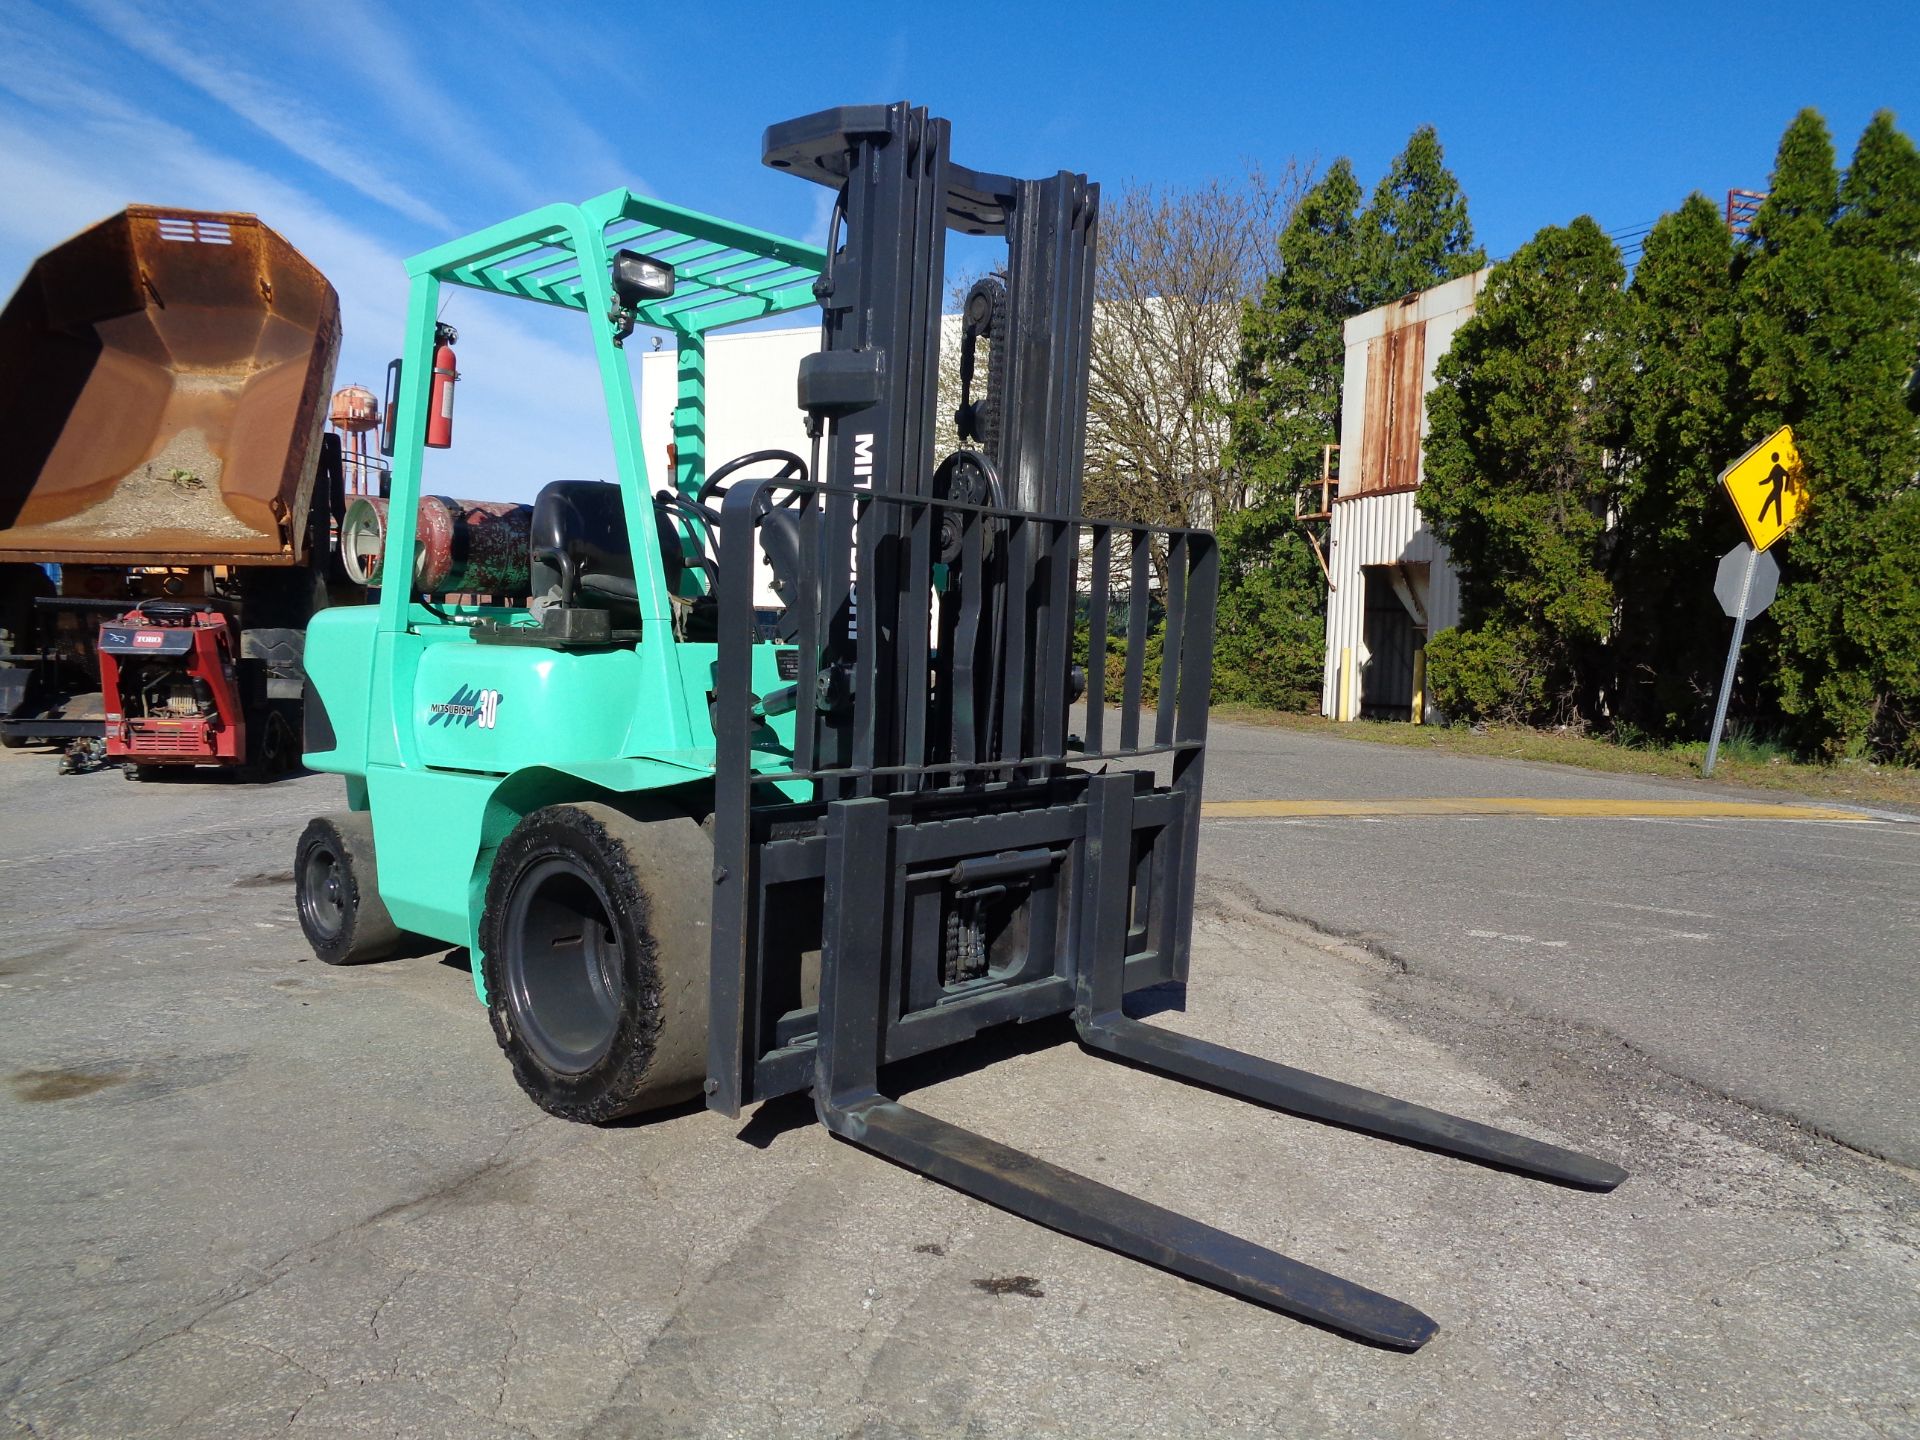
[414, 190, 826, 337]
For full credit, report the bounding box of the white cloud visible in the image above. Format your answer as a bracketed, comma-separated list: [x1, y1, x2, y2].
[275, 0, 548, 210]
[71, 0, 453, 231]
[0, 69, 617, 504]
[0, 116, 130, 253]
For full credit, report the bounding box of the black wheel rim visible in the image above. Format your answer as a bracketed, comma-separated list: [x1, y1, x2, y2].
[299, 841, 348, 942]
[503, 857, 624, 1075]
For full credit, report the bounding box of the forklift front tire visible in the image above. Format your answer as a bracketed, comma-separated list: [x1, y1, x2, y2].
[480, 802, 711, 1124]
[295, 812, 404, 964]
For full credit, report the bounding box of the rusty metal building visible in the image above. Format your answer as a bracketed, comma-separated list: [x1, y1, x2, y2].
[1321, 269, 1488, 722]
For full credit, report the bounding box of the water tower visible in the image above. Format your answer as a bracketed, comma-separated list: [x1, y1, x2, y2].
[328, 384, 383, 497]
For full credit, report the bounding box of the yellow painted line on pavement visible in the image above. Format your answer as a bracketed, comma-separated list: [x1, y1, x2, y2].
[1200, 797, 1872, 822]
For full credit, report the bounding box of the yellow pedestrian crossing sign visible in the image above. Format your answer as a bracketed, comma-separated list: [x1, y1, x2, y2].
[1721, 425, 1807, 552]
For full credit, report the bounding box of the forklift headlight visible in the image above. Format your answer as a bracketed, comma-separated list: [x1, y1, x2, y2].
[611, 250, 675, 306]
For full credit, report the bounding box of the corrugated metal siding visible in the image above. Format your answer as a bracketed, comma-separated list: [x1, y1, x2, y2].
[1322, 270, 1486, 719]
[1320, 490, 1461, 716]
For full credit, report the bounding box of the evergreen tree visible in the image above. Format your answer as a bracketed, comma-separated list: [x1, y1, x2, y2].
[1215, 160, 1365, 709]
[1421, 218, 1629, 724]
[1836, 110, 1920, 260]
[1207, 528, 1330, 711]
[1359, 125, 1485, 301]
[1740, 109, 1920, 756]
[1736, 109, 1840, 435]
[1612, 194, 1743, 734]
[1832, 113, 1920, 758]
[1218, 127, 1484, 710]
[1227, 159, 1365, 508]
[1227, 130, 1487, 510]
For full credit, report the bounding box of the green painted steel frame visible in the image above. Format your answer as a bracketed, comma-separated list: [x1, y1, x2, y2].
[424, 191, 824, 332]
[352, 192, 820, 965]
[377, 189, 824, 697]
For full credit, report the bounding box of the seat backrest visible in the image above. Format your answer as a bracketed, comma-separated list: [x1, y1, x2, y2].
[530, 480, 692, 614]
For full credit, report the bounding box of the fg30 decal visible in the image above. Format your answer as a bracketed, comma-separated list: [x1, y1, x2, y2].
[429, 685, 502, 729]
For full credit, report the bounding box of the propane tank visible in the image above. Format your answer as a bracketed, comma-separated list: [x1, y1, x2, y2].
[339, 495, 532, 595]
[425, 322, 458, 449]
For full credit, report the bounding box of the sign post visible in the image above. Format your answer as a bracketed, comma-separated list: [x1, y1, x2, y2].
[1703, 425, 1803, 776]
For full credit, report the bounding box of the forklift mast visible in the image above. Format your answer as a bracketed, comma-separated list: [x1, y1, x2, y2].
[762, 102, 1107, 784]
[699, 104, 1620, 1351]
[773, 102, 1096, 516]
[707, 102, 1221, 1128]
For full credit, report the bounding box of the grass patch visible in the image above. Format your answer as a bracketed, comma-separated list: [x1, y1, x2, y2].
[1210, 705, 1920, 812]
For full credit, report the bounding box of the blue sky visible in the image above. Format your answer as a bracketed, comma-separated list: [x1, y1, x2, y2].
[2, 0, 1915, 499]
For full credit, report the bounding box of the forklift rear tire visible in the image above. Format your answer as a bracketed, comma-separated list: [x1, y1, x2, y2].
[480, 802, 711, 1124]
[295, 813, 404, 964]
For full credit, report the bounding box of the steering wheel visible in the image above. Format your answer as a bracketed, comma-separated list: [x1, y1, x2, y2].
[658, 450, 811, 587]
[698, 449, 808, 513]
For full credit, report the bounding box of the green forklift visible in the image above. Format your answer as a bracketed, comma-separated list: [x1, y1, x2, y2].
[295, 102, 1623, 1349]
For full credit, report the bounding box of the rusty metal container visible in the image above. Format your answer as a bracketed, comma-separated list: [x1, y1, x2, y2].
[340, 495, 533, 596]
[0, 207, 341, 566]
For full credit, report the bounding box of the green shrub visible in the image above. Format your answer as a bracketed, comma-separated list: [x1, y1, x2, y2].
[1425, 624, 1547, 725]
[1210, 562, 1323, 710]
[1075, 609, 1162, 708]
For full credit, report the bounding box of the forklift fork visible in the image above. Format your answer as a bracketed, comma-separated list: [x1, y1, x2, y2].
[808, 783, 1621, 1351]
[1072, 1018, 1624, 1192]
[816, 1096, 1439, 1350]
[1070, 775, 1625, 1195]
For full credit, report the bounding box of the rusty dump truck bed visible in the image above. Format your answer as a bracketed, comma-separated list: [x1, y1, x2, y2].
[0, 207, 340, 566]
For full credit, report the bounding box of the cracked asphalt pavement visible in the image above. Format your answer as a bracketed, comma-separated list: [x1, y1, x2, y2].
[1198, 718, 1920, 1168]
[0, 750, 1915, 1438]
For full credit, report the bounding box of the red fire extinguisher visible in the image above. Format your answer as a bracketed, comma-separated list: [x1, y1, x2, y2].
[425, 322, 458, 449]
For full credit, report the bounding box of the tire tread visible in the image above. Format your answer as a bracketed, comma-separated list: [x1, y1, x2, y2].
[479, 801, 711, 1124]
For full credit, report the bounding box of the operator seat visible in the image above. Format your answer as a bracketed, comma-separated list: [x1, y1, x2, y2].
[527, 474, 807, 643]
[529, 480, 687, 621]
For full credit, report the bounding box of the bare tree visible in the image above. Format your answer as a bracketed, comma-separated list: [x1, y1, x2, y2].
[1082, 166, 1311, 559]
[934, 278, 978, 463]
[930, 165, 1308, 591]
